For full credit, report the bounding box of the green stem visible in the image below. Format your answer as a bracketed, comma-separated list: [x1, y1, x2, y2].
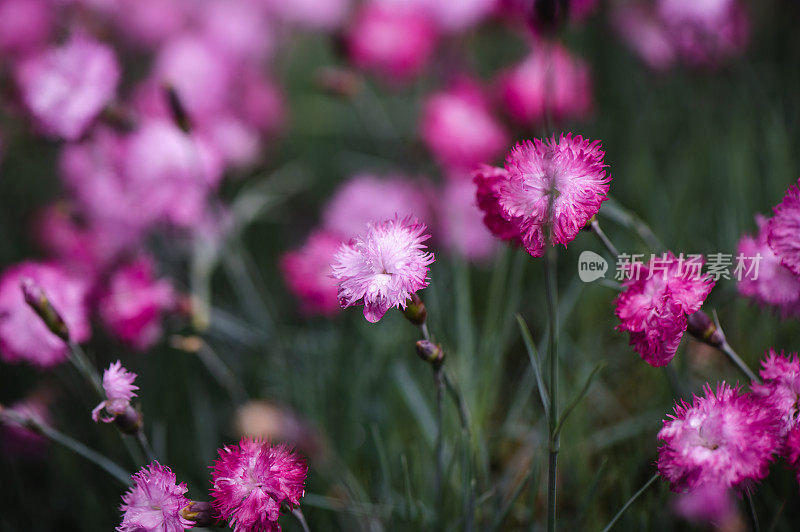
[721, 340, 758, 383]
[433, 363, 445, 528]
[291, 508, 311, 532]
[590, 219, 619, 257]
[68, 342, 103, 398]
[600, 474, 659, 532]
[544, 245, 559, 532]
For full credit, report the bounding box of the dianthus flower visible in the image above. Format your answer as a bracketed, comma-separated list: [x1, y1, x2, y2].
[212, 438, 307, 532]
[280, 230, 342, 315]
[473, 165, 523, 244]
[785, 426, 800, 485]
[14, 34, 119, 140]
[750, 350, 800, 437]
[737, 215, 800, 317]
[498, 134, 609, 257]
[92, 361, 139, 423]
[331, 216, 434, 323]
[615, 252, 714, 367]
[118, 461, 192, 532]
[657, 382, 780, 492]
[767, 178, 800, 277]
[439, 177, 497, 261]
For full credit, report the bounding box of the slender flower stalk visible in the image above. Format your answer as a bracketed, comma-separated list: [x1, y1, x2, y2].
[544, 243, 560, 532]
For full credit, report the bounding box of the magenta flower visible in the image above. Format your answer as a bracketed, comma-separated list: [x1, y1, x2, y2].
[498, 134, 609, 257]
[346, 3, 438, 83]
[280, 230, 342, 315]
[93, 361, 139, 423]
[613, 5, 677, 71]
[331, 216, 434, 323]
[0, 262, 90, 368]
[439, 178, 498, 261]
[750, 350, 800, 437]
[1, 393, 51, 455]
[785, 426, 800, 485]
[672, 483, 736, 526]
[118, 461, 192, 532]
[737, 215, 800, 317]
[615, 252, 714, 367]
[473, 165, 523, 245]
[264, 0, 349, 29]
[14, 34, 120, 140]
[658, 382, 780, 492]
[0, 0, 52, 56]
[212, 438, 307, 532]
[99, 257, 176, 351]
[420, 79, 508, 171]
[767, 178, 800, 277]
[322, 174, 432, 239]
[496, 44, 592, 127]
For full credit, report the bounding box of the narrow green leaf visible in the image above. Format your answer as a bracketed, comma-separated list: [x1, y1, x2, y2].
[553, 361, 606, 439]
[515, 314, 550, 421]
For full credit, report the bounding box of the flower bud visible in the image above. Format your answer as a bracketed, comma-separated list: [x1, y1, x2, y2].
[687, 310, 725, 348]
[415, 340, 444, 365]
[180, 501, 219, 527]
[403, 293, 427, 326]
[21, 278, 69, 341]
[113, 405, 143, 435]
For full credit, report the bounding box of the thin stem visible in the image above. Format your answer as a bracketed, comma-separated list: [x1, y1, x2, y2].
[291, 508, 311, 532]
[197, 341, 248, 404]
[720, 341, 758, 383]
[544, 245, 559, 532]
[136, 430, 155, 463]
[747, 492, 761, 532]
[433, 363, 445, 528]
[600, 473, 659, 532]
[590, 219, 619, 258]
[1, 409, 130, 485]
[68, 342, 103, 398]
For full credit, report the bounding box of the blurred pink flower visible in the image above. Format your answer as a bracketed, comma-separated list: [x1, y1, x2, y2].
[110, 0, 190, 48]
[198, 0, 273, 62]
[672, 483, 736, 526]
[1, 393, 51, 455]
[280, 230, 342, 315]
[496, 43, 592, 126]
[613, 4, 677, 70]
[615, 252, 714, 367]
[322, 174, 432, 239]
[332, 216, 434, 323]
[212, 438, 307, 532]
[99, 257, 176, 351]
[14, 34, 120, 140]
[658, 382, 780, 492]
[439, 178, 498, 261]
[264, 0, 350, 29]
[737, 215, 800, 317]
[499, 134, 609, 257]
[768, 178, 800, 277]
[473, 165, 523, 245]
[0, 0, 52, 56]
[346, 3, 438, 83]
[382, 0, 497, 31]
[750, 350, 800, 438]
[118, 461, 192, 532]
[93, 360, 138, 423]
[0, 261, 90, 368]
[421, 79, 508, 171]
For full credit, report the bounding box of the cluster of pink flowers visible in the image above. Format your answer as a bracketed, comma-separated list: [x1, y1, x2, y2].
[614, 252, 714, 367]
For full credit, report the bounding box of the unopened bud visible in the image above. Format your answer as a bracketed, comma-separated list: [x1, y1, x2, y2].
[21, 278, 70, 341]
[180, 501, 219, 527]
[403, 293, 427, 326]
[416, 340, 444, 365]
[687, 310, 725, 348]
[164, 84, 192, 134]
[113, 405, 143, 435]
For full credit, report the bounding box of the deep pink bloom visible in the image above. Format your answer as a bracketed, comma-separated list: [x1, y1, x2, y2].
[496, 44, 592, 126]
[212, 438, 307, 532]
[439, 178, 498, 261]
[420, 79, 508, 171]
[93, 360, 138, 423]
[331, 216, 434, 323]
[0, 262, 90, 368]
[99, 258, 176, 351]
[14, 34, 119, 140]
[473, 165, 523, 244]
[615, 252, 714, 367]
[118, 461, 192, 532]
[498, 134, 609, 257]
[322, 174, 432, 239]
[750, 350, 800, 437]
[0, 0, 52, 56]
[280, 231, 342, 315]
[613, 5, 677, 71]
[767, 178, 800, 277]
[672, 483, 736, 526]
[785, 426, 800, 485]
[657, 382, 780, 492]
[346, 3, 438, 83]
[263, 0, 349, 29]
[737, 215, 800, 317]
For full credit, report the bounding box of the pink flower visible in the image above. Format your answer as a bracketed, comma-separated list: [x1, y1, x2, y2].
[439, 178, 498, 261]
[108, 0, 190, 49]
[750, 350, 800, 437]
[331, 216, 434, 323]
[1, 393, 51, 455]
[473, 165, 523, 244]
[615, 252, 714, 367]
[322, 174, 432, 239]
[672, 483, 736, 526]
[14, 34, 120, 140]
[263, 0, 349, 29]
[280, 231, 342, 315]
[0, 0, 52, 56]
[785, 426, 800, 485]
[212, 438, 307, 532]
[657, 382, 780, 492]
[346, 3, 438, 83]
[498, 134, 609, 257]
[767, 178, 800, 277]
[0, 262, 90, 368]
[93, 361, 138, 423]
[737, 215, 800, 317]
[496, 44, 592, 127]
[118, 461, 192, 532]
[420, 79, 508, 171]
[99, 257, 176, 351]
[413, 0, 497, 31]
[613, 5, 677, 71]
